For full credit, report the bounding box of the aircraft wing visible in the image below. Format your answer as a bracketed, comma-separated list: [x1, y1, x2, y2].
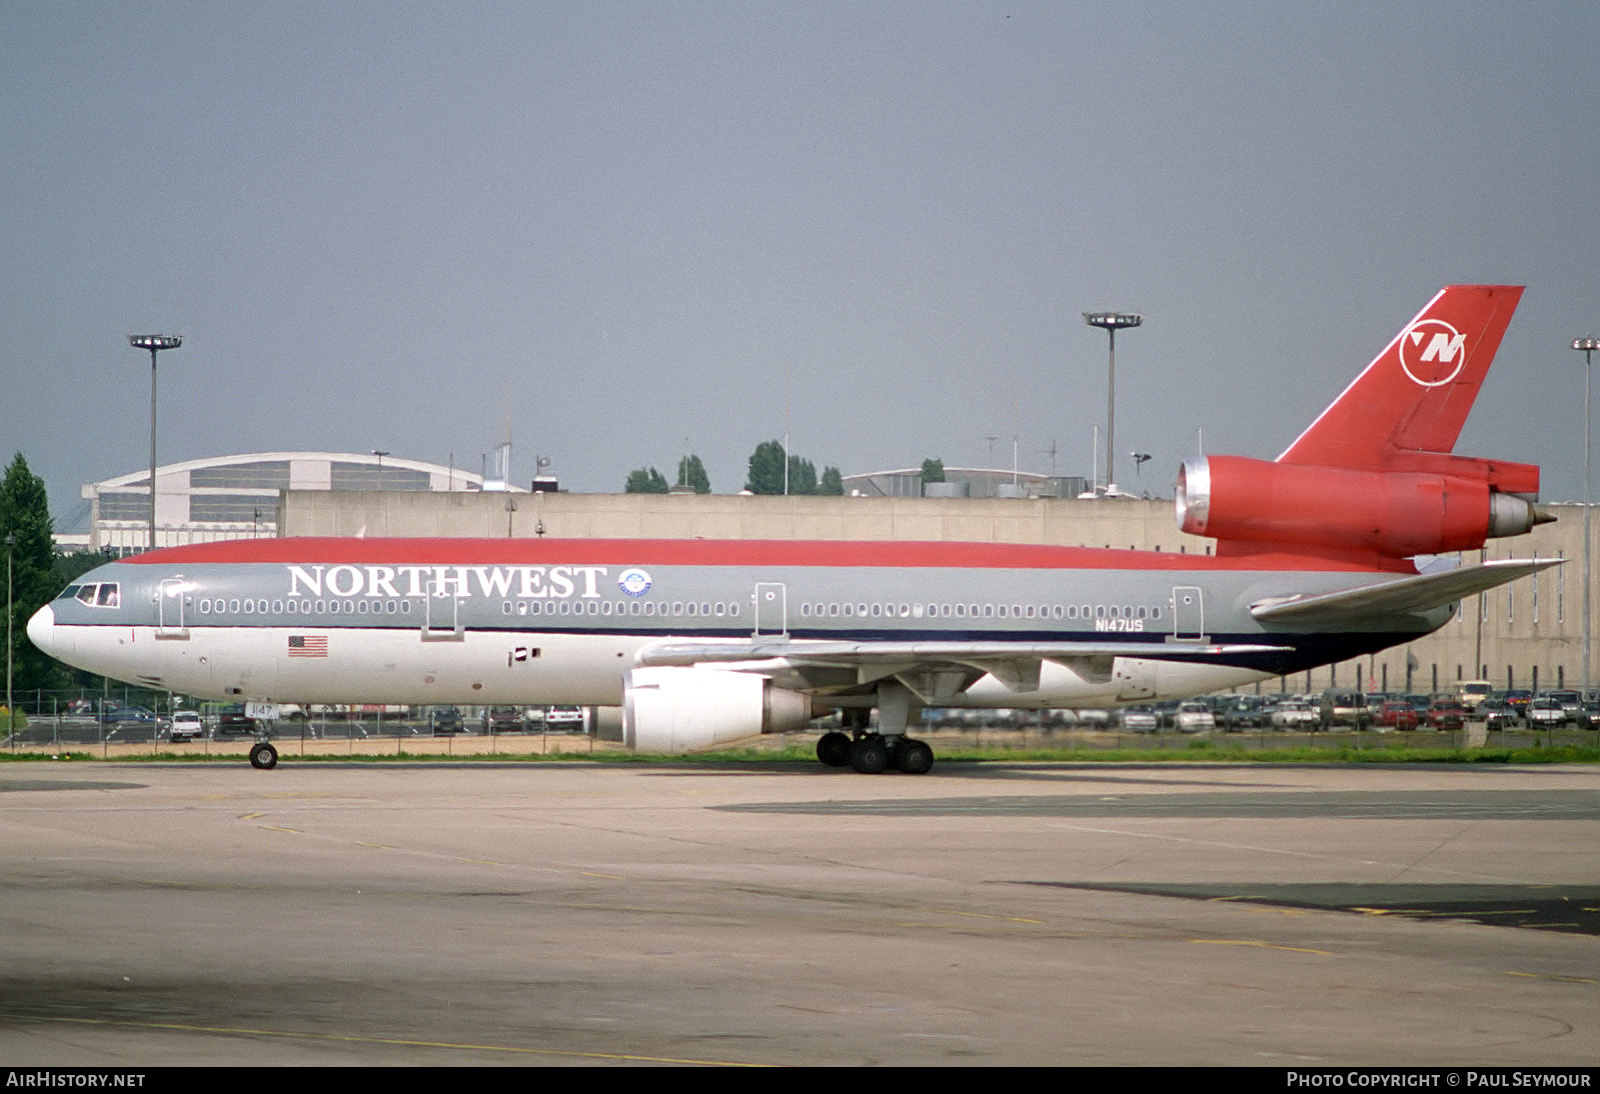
[636, 638, 1290, 696]
[638, 639, 1288, 667]
[1249, 557, 1561, 627]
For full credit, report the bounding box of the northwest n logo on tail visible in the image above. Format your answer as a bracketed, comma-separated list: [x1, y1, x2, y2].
[1399, 319, 1468, 387]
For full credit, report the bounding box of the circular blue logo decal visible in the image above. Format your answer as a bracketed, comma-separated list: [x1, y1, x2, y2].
[618, 568, 652, 597]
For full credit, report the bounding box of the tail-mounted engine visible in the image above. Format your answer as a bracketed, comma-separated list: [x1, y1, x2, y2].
[622, 666, 814, 752]
[1177, 454, 1549, 560]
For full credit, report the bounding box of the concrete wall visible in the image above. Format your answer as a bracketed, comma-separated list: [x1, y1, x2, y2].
[280, 489, 1599, 696]
[281, 491, 1216, 551]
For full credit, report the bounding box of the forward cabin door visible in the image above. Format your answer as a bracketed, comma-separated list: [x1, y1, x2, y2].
[156, 578, 189, 639]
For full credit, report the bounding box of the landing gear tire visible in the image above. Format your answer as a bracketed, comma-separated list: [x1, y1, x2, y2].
[816, 731, 852, 767]
[892, 738, 934, 775]
[249, 741, 278, 770]
[849, 736, 889, 774]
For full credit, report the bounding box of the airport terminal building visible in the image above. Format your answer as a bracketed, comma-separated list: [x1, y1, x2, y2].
[75, 451, 513, 554]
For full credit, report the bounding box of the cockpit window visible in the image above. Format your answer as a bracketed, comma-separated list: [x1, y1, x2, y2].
[68, 583, 119, 607]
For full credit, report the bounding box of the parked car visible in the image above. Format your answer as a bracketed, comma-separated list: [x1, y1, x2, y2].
[215, 705, 260, 736]
[1174, 701, 1216, 733]
[1526, 698, 1569, 729]
[1269, 701, 1318, 730]
[167, 710, 205, 741]
[1422, 701, 1468, 730]
[482, 706, 523, 733]
[1541, 690, 1582, 718]
[1320, 689, 1371, 729]
[100, 705, 157, 726]
[429, 706, 464, 734]
[1376, 701, 1419, 731]
[543, 706, 586, 733]
[1220, 696, 1267, 730]
[1479, 699, 1520, 731]
[1119, 706, 1158, 732]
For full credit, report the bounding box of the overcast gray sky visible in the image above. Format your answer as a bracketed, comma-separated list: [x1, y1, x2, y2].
[4, 1, 1598, 529]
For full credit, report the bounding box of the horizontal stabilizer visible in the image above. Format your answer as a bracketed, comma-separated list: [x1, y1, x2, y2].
[1250, 558, 1562, 627]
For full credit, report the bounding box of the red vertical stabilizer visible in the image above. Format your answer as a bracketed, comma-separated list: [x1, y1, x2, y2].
[1277, 285, 1523, 470]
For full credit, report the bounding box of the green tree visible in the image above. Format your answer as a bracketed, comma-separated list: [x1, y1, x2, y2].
[676, 454, 711, 494]
[1, 454, 59, 693]
[624, 467, 669, 494]
[919, 458, 945, 484]
[745, 440, 787, 495]
[786, 454, 818, 495]
[746, 441, 841, 495]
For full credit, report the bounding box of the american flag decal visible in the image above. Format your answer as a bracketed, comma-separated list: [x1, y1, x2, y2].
[288, 635, 328, 658]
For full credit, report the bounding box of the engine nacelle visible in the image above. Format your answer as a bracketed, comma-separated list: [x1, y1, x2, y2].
[622, 666, 813, 752]
[1176, 455, 1545, 559]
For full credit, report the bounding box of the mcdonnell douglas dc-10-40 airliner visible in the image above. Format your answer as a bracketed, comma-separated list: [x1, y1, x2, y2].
[29, 286, 1555, 772]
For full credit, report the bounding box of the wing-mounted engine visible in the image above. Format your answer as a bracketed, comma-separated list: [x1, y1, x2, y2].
[622, 666, 814, 752]
[1177, 454, 1549, 561]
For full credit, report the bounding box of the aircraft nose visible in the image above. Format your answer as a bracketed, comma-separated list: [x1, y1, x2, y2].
[26, 604, 57, 656]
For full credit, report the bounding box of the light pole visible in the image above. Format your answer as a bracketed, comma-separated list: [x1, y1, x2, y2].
[372, 450, 389, 490]
[128, 335, 182, 552]
[5, 533, 13, 744]
[1576, 337, 1599, 699]
[1084, 312, 1143, 493]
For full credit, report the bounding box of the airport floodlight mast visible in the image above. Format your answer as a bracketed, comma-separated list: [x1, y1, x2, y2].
[1576, 336, 1600, 699]
[1083, 312, 1142, 493]
[128, 335, 182, 552]
[5, 533, 12, 745]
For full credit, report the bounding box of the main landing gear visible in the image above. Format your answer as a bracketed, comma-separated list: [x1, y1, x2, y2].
[815, 731, 935, 774]
[816, 685, 936, 774]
